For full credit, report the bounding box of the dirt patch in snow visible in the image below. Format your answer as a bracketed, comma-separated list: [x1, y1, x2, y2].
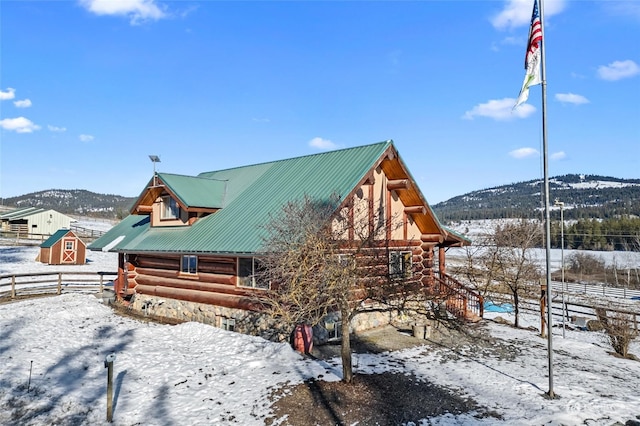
[266, 321, 509, 425]
[265, 371, 498, 425]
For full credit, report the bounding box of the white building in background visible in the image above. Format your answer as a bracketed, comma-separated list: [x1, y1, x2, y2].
[0, 207, 74, 237]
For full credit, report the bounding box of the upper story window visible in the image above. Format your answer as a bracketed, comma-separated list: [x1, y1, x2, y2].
[181, 255, 198, 275]
[389, 251, 412, 278]
[161, 196, 180, 220]
[238, 257, 269, 289]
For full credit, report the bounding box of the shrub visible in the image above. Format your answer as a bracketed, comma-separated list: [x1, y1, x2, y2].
[567, 252, 605, 275]
[595, 307, 639, 358]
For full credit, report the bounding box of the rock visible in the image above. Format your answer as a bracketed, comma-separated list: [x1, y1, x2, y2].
[492, 316, 511, 325]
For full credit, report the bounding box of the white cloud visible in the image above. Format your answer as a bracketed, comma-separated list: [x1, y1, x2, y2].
[48, 125, 67, 133]
[463, 98, 535, 121]
[555, 93, 589, 105]
[509, 147, 539, 159]
[0, 87, 16, 101]
[597, 60, 640, 81]
[308, 137, 337, 150]
[550, 151, 566, 161]
[14, 99, 32, 108]
[79, 134, 95, 142]
[79, 0, 167, 24]
[602, 1, 640, 21]
[0, 117, 41, 133]
[491, 0, 567, 30]
[491, 36, 522, 52]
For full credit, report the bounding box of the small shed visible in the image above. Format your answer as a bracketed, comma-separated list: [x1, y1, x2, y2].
[39, 229, 87, 265]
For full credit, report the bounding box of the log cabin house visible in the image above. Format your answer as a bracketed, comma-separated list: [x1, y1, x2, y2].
[89, 141, 480, 339]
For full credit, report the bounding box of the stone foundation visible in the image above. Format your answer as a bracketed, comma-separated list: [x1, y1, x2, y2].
[128, 293, 430, 345]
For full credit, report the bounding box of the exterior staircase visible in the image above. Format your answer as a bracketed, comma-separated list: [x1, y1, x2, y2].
[435, 273, 484, 322]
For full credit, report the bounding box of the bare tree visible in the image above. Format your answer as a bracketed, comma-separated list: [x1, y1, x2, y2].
[453, 233, 498, 298]
[456, 220, 542, 328]
[256, 194, 422, 383]
[492, 220, 542, 328]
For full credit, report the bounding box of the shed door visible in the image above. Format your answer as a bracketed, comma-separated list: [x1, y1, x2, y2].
[62, 238, 77, 263]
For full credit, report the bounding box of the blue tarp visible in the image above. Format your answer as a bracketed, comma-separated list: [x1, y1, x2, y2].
[484, 301, 514, 313]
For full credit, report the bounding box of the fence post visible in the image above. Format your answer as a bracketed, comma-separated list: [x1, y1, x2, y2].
[99, 274, 104, 294]
[57, 273, 62, 295]
[11, 275, 16, 299]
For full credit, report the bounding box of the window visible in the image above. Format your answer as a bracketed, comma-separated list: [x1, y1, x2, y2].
[389, 251, 412, 278]
[337, 253, 354, 268]
[65, 241, 75, 250]
[324, 320, 342, 341]
[161, 196, 180, 219]
[238, 257, 268, 289]
[181, 255, 197, 275]
[220, 317, 235, 332]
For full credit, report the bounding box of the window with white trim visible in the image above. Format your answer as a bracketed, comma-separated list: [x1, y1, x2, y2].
[389, 251, 412, 278]
[65, 240, 75, 250]
[324, 320, 342, 341]
[220, 317, 236, 332]
[238, 257, 268, 289]
[181, 255, 198, 275]
[161, 196, 180, 219]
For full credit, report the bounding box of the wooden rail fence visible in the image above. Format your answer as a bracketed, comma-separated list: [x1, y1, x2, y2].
[0, 271, 117, 300]
[488, 291, 640, 330]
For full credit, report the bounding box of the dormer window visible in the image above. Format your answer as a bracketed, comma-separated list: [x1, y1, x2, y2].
[161, 196, 180, 219]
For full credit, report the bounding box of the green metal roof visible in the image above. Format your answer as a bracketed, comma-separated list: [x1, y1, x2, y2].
[40, 229, 73, 248]
[89, 214, 151, 251]
[90, 141, 393, 254]
[0, 207, 46, 220]
[157, 173, 227, 209]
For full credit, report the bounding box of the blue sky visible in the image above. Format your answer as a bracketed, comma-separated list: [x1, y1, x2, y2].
[1, 0, 638, 204]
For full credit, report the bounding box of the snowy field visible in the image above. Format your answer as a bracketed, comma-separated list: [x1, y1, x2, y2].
[1, 294, 639, 425]
[1, 219, 640, 424]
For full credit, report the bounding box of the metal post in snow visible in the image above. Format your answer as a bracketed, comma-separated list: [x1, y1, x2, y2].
[105, 353, 116, 422]
[538, 0, 556, 398]
[28, 361, 33, 392]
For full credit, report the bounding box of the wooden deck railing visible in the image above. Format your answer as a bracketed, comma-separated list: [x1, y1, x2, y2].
[435, 272, 484, 320]
[0, 271, 117, 300]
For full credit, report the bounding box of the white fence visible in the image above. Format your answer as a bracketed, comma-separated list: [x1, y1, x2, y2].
[0, 271, 117, 300]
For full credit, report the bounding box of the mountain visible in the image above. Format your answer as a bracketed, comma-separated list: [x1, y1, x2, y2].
[432, 174, 640, 223]
[3, 174, 639, 222]
[1, 189, 136, 219]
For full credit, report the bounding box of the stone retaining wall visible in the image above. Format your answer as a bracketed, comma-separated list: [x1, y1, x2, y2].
[129, 293, 429, 344]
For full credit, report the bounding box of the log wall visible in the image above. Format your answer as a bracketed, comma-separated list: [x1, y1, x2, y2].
[127, 253, 258, 312]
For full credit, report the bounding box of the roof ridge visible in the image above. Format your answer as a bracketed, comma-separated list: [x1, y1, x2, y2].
[198, 140, 392, 177]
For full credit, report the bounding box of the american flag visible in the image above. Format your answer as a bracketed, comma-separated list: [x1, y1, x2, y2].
[524, 0, 542, 70]
[514, 0, 543, 108]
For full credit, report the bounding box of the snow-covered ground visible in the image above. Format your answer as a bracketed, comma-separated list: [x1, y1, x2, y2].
[1, 294, 639, 425]
[0, 245, 117, 276]
[1, 218, 640, 424]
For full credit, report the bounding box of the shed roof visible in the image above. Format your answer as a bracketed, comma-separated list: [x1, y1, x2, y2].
[40, 229, 77, 248]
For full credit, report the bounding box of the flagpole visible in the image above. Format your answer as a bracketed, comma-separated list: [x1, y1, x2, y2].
[538, 0, 555, 399]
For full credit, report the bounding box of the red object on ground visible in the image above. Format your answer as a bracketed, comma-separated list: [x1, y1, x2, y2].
[293, 324, 313, 354]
